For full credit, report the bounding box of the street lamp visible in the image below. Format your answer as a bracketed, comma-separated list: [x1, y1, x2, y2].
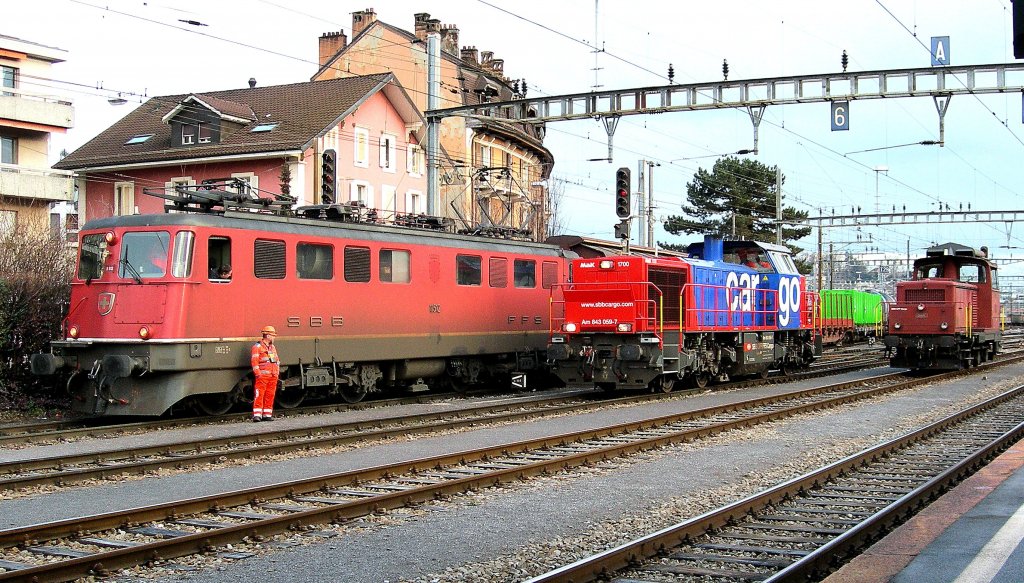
[873, 166, 888, 214]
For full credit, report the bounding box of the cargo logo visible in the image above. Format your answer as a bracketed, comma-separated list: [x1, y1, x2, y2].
[778, 276, 801, 326]
[726, 272, 757, 311]
[97, 292, 115, 316]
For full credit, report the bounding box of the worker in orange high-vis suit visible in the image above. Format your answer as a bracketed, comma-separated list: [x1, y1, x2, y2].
[250, 325, 280, 422]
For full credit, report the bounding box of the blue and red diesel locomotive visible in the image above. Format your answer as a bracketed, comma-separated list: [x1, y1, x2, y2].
[883, 243, 1002, 369]
[31, 185, 573, 416]
[546, 236, 822, 391]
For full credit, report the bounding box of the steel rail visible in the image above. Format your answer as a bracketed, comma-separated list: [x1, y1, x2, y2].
[525, 387, 1024, 583]
[0, 358, 890, 491]
[0, 357, 1012, 581]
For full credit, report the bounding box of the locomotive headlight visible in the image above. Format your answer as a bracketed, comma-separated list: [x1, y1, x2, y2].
[599, 260, 614, 269]
[940, 322, 949, 330]
[104, 231, 118, 245]
[138, 326, 152, 339]
[564, 322, 578, 333]
[617, 323, 633, 332]
[68, 325, 80, 339]
[894, 322, 902, 329]
[917, 304, 925, 311]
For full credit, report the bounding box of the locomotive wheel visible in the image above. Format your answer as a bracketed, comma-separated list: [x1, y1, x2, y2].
[340, 385, 367, 403]
[691, 373, 710, 389]
[192, 392, 235, 416]
[596, 382, 616, 393]
[275, 387, 305, 409]
[758, 368, 771, 380]
[781, 362, 798, 376]
[657, 376, 676, 393]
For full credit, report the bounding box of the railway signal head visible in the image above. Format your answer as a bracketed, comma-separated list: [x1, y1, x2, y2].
[321, 149, 337, 204]
[615, 167, 631, 218]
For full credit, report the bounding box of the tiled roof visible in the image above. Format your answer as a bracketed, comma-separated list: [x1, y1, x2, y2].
[55, 73, 394, 170]
[187, 94, 256, 122]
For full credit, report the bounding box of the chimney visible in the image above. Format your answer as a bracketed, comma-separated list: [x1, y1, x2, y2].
[318, 31, 348, 67]
[248, 77, 257, 88]
[352, 8, 377, 38]
[440, 24, 459, 54]
[480, 51, 494, 65]
[461, 46, 479, 65]
[414, 12, 431, 41]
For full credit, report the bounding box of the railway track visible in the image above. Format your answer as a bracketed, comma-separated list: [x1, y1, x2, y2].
[526, 384, 1024, 583]
[0, 355, 891, 492]
[0, 355, 1013, 581]
[0, 350, 889, 449]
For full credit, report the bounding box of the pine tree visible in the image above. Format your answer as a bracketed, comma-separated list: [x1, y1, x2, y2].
[663, 156, 811, 250]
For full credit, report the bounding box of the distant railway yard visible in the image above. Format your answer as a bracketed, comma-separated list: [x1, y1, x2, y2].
[2, 341, 1023, 582]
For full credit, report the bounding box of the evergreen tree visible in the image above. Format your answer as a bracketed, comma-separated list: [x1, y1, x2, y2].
[663, 156, 811, 251]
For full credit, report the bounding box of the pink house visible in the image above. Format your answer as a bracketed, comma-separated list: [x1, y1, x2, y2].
[54, 73, 427, 221]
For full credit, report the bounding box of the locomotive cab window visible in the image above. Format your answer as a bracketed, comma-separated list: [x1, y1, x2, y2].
[120, 231, 170, 279]
[513, 259, 536, 288]
[457, 254, 482, 286]
[379, 249, 410, 283]
[959, 264, 983, 283]
[297, 243, 333, 280]
[208, 237, 231, 281]
[78, 233, 107, 280]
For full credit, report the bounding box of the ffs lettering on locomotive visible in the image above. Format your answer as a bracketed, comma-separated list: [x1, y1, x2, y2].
[547, 236, 821, 392]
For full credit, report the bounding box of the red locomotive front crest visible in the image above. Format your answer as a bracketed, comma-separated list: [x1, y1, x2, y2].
[97, 292, 115, 316]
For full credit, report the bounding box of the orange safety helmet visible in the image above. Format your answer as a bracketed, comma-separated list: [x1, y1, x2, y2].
[261, 325, 277, 336]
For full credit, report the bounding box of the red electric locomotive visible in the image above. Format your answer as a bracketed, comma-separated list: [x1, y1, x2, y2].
[883, 243, 1001, 369]
[546, 236, 821, 391]
[31, 188, 573, 416]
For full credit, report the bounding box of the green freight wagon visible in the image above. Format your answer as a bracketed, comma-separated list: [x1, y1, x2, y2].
[819, 289, 886, 345]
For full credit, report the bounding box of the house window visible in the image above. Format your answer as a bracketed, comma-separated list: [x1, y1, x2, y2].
[0, 136, 15, 164]
[198, 123, 212, 144]
[353, 126, 369, 167]
[181, 124, 196, 145]
[230, 172, 258, 198]
[251, 123, 278, 133]
[1, 66, 15, 96]
[407, 145, 425, 176]
[350, 180, 372, 205]
[379, 133, 397, 172]
[124, 134, 153, 145]
[114, 181, 135, 216]
[480, 145, 491, 168]
[165, 176, 195, 200]
[406, 190, 422, 214]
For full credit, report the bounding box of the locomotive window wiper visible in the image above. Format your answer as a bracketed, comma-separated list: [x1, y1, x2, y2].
[120, 256, 143, 284]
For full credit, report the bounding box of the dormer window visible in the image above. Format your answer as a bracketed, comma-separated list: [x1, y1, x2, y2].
[181, 123, 211, 145]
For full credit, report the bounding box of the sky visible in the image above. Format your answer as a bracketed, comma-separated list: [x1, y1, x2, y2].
[7, 0, 1024, 284]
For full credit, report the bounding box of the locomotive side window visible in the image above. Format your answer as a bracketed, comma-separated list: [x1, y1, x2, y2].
[171, 231, 194, 278]
[254, 239, 286, 279]
[208, 237, 231, 280]
[379, 249, 410, 283]
[78, 233, 107, 280]
[959, 264, 983, 283]
[121, 231, 170, 279]
[917, 264, 942, 279]
[457, 254, 482, 286]
[489, 257, 508, 288]
[344, 246, 371, 282]
[513, 259, 536, 288]
[542, 261, 558, 289]
[297, 243, 333, 280]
